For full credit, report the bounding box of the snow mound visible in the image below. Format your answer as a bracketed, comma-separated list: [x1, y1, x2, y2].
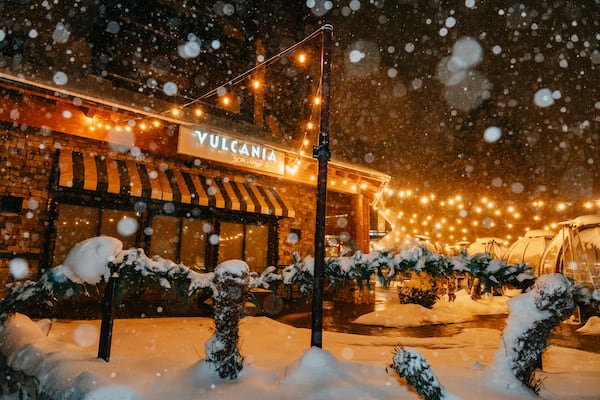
[282, 347, 345, 385]
[83, 385, 142, 400]
[62, 236, 123, 284]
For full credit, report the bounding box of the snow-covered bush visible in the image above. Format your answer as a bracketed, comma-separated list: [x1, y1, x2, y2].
[389, 346, 449, 400]
[0, 238, 215, 321]
[398, 272, 439, 308]
[0, 236, 542, 321]
[205, 260, 249, 379]
[493, 273, 575, 392]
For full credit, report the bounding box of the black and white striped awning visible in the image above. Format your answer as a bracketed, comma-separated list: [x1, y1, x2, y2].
[56, 150, 295, 218]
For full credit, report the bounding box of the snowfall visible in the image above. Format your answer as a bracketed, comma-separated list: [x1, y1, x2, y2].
[1, 237, 599, 400]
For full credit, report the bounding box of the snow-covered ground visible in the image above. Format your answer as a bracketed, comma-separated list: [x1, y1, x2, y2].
[1, 299, 599, 400]
[1, 237, 598, 399]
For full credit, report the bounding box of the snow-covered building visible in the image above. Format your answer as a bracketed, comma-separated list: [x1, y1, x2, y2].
[0, 2, 390, 297]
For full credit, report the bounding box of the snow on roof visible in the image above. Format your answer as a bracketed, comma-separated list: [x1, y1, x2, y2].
[557, 214, 600, 228]
[524, 229, 555, 238]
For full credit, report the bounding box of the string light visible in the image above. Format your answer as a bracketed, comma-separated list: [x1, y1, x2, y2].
[376, 186, 599, 250]
[297, 52, 307, 64]
[181, 26, 327, 109]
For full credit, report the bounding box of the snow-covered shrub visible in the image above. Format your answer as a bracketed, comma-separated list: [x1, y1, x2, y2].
[398, 272, 439, 309]
[493, 273, 575, 392]
[278, 252, 314, 298]
[571, 283, 600, 321]
[205, 260, 249, 379]
[389, 346, 449, 400]
[0, 239, 217, 321]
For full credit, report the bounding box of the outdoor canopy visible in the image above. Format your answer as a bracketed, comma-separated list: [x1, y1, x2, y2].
[55, 150, 295, 218]
[538, 215, 600, 286]
[503, 229, 555, 269]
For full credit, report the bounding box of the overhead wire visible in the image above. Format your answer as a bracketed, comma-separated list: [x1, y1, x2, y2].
[181, 26, 327, 109]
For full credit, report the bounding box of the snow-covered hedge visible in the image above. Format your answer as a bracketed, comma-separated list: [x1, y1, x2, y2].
[2, 236, 597, 321]
[250, 246, 537, 299]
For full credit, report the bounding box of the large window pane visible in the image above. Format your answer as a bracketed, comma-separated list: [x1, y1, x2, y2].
[245, 224, 268, 272]
[53, 204, 99, 265]
[180, 218, 209, 271]
[100, 209, 139, 250]
[218, 221, 244, 264]
[148, 215, 179, 261]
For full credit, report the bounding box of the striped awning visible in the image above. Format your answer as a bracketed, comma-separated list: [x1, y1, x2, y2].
[56, 151, 295, 218]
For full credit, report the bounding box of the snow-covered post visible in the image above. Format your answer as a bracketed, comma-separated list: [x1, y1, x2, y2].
[389, 346, 449, 400]
[493, 273, 575, 392]
[205, 260, 249, 379]
[97, 260, 121, 362]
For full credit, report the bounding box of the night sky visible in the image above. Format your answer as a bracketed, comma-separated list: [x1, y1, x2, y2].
[316, 0, 599, 203]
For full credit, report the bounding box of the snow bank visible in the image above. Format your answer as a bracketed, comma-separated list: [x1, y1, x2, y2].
[0, 313, 141, 399]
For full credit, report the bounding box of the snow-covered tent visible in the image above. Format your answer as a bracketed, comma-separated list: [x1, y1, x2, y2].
[538, 215, 600, 287]
[466, 237, 508, 258]
[504, 229, 556, 269]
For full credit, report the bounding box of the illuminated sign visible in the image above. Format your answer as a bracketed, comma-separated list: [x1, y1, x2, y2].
[178, 126, 285, 175]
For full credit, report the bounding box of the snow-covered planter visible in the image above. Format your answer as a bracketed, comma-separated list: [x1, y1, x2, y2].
[493, 273, 575, 392]
[205, 260, 249, 379]
[389, 346, 449, 400]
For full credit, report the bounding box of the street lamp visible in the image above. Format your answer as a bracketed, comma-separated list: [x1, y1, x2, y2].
[310, 23, 333, 349]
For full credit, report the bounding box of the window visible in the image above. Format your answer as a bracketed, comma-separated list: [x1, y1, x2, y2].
[217, 221, 270, 271]
[148, 215, 179, 261]
[53, 204, 99, 265]
[180, 218, 210, 272]
[245, 224, 268, 272]
[0, 195, 23, 214]
[100, 209, 139, 250]
[52, 201, 274, 273]
[218, 221, 244, 264]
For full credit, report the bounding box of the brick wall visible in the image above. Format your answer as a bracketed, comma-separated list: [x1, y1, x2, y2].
[0, 124, 322, 296]
[1, 127, 55, 295]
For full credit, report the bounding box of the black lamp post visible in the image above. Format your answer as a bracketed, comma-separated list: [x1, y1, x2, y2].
[311, 23, 333, 349]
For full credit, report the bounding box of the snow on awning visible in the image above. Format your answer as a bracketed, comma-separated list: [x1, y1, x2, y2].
[55, 150, 295, 218]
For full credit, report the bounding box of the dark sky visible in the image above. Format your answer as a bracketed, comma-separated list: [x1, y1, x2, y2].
[314, 0, 599, 203]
